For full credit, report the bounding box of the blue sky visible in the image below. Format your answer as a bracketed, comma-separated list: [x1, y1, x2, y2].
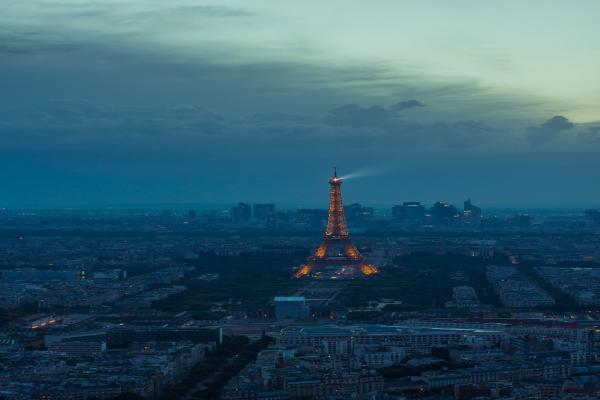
[1, 1, 599, 207]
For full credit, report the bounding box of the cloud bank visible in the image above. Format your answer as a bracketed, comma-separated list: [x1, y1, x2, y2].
[0, 1, 599, 206]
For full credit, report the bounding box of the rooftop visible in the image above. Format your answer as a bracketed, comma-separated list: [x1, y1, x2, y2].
[282, 324, 504, 336]
[274, 296, 306, 302]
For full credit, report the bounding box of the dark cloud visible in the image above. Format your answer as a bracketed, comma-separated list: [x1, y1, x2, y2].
[0, 32, 77, 55]
[170, 5, 254, 18]
[0, 104, 231, 148]
[0, 100, 598, 207]
[247, 113, 317, 124]
[2, 98, 591, 157]
[389, 99, 424, 112]
[323, 100, 424, 128]
[318, 101, 496, 148]
[541, 116, 575, 131]
[0, 4, 553, 126]
[527, 115, 575, 146]
[324, 104, 389, 127]
[0, 99, 503, 154]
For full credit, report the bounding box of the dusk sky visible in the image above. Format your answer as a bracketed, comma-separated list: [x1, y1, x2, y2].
[2, 1, 600, 208]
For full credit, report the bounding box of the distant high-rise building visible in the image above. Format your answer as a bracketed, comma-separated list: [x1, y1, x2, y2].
[345, 203, 374, 223]
[463, 199, 482, 222]
[231, 203, 251, 223]
[253, 203, 275, 221]
[187, 210, 197, 220]
[430, 201, 459, 225]
[392, 202, 426, 222]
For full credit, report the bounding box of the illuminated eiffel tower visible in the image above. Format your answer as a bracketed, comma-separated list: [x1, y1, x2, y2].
[295, 168, 379, 278]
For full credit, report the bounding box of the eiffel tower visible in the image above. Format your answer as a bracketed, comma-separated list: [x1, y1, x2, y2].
[295, 168, 379, 278]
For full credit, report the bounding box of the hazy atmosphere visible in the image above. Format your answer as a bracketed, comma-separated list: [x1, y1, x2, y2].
[3, 4, 600, 400]
[2, 0, 600, 207]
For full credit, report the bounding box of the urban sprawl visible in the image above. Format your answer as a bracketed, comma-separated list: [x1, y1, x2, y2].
[1, 202, 600, 400]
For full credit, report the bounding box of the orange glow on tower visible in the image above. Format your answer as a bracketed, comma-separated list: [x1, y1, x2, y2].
[295, 264, 312, 278]
[360, 263, 378, 275]
[294, 168, 379, 278]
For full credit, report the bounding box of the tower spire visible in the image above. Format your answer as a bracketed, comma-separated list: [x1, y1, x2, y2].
[333, 166, 337, 178]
